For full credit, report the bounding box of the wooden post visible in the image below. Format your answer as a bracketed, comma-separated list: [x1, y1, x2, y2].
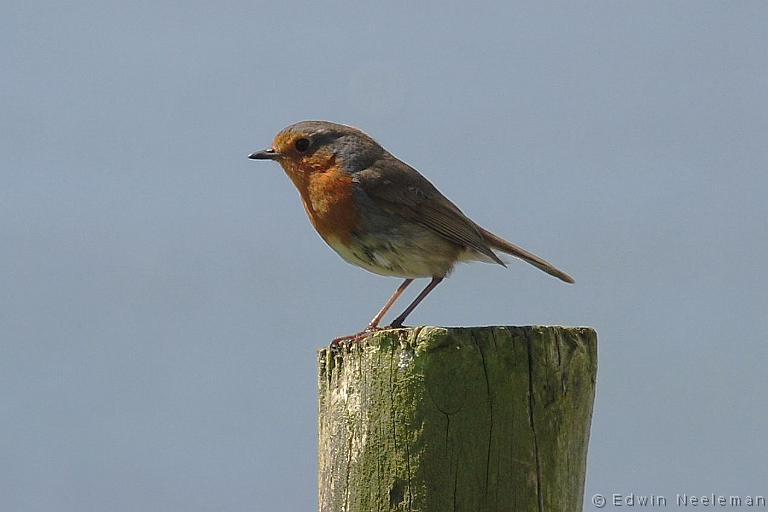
[318, 326, 597, 512]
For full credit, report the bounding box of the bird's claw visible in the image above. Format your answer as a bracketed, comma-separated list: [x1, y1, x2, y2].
[329, 325, 385, 349]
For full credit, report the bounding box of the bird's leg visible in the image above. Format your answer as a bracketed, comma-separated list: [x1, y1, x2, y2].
[367, 278, 413, 330]
[330, 279, 414, 347]
[389, 277, 444, 328]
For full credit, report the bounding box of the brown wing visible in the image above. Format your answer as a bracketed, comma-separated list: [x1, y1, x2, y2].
[353, 155, 504, 265]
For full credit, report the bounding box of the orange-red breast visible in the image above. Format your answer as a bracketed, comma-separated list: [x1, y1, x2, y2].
[249, 121, 573, 338]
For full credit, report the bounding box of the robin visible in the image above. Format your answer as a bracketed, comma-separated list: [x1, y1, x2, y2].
[249, 120, 573, 340]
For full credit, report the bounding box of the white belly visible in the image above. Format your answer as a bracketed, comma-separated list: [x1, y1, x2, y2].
[323, 234, 456, 278]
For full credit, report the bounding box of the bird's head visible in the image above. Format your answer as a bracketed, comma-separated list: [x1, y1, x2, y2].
[249, 120, 384, 179]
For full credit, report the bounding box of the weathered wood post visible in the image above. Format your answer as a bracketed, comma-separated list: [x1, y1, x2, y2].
[318, 326, 597, 512]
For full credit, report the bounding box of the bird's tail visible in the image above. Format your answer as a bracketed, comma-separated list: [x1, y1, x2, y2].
[479, 227, 575, 283]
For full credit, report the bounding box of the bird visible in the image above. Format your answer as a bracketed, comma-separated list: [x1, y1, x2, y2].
[249, 120, 573, 341]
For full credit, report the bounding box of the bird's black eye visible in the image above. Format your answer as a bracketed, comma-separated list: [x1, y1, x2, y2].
[294, 138, 310, 153]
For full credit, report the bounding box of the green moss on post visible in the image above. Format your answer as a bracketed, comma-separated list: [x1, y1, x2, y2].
[318, 326, 597, 512]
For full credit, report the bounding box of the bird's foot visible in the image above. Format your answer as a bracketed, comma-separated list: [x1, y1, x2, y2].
[330, 325, 383, 349]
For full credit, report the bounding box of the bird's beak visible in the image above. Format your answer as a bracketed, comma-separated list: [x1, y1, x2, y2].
[248, 148, 281, 160]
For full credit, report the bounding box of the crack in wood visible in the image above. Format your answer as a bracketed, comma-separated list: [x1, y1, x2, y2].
[404, 436, 413, 511]
[344, 434, 353, 512]
[471, 331, 494, 497]
[452, 452, 459, 512]
[524, 329, 545, 512]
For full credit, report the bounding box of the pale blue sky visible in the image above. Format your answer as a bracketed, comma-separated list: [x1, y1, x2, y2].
[2, 1, 767, 510]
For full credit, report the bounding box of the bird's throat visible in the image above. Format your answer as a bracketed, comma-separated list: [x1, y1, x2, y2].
[282, 159, 359, 246]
